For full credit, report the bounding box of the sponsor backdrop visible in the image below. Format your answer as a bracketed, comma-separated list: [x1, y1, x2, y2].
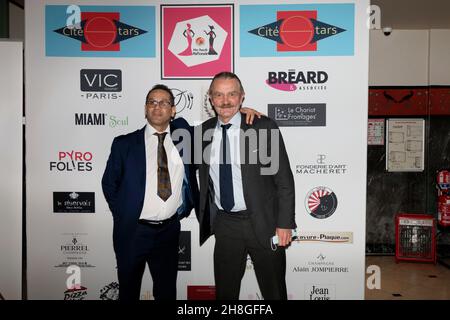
[26, 0, 368, 300]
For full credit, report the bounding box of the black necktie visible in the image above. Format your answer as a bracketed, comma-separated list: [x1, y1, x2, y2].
[154, 132, 171, 201]
[220, 124, 234, 212]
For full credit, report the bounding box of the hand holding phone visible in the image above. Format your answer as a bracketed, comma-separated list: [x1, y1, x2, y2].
[271, 229, 298, 246]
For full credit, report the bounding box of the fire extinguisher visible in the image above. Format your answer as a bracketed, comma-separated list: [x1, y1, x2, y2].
[437, 169, 450, 227]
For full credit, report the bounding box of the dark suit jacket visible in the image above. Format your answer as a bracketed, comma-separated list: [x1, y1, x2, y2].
[102, 117, 199, 257]
[195, 115, 296, 249]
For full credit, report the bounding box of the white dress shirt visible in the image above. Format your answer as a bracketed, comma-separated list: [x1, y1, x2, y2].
[209, 112, 247, 212]
[140, 123, 185, 220]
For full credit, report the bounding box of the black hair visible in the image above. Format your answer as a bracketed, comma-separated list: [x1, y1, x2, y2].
[145, 84, 175, 105]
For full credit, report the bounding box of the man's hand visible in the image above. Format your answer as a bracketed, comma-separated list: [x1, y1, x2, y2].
[240, 107, 263, 125]
[276, 228, 292, 247]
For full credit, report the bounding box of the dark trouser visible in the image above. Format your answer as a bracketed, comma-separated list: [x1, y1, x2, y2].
[213, 212, 287, 300]
[117, 217, 180, 301]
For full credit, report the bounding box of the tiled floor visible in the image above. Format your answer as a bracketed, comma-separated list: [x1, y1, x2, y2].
[365, 256, 450, 299]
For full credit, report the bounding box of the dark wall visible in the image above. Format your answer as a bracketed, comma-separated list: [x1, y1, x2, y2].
[366, 116, 450, 254]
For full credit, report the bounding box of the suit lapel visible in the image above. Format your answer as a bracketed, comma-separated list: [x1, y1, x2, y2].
[239, 116, 251, 199]
[132, 126, 147, 203]
[199, 118, 217, 244]
[202, 118, 217, 179]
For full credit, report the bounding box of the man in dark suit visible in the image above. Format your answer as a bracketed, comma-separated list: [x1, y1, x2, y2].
[102, 84, 260, 300]
[195, 72, 296, 300]
[101, 84, 198, 300]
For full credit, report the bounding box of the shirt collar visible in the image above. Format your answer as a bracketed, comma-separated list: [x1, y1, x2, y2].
[217, 112, 241, 129]
[145, 122, 170, 140]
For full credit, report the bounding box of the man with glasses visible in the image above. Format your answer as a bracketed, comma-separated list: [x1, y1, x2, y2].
[102, 84, 260, 300]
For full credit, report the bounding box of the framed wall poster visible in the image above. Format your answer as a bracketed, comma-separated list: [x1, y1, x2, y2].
[368, 118, 385, 145]
[161, 4, 234, 79]
[386, 118, 425, 172]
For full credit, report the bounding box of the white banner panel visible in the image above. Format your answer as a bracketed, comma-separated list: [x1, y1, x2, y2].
[237, 0, 368, 300]
[26, 0, 368, 300]
[0, 41, 23, 300]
